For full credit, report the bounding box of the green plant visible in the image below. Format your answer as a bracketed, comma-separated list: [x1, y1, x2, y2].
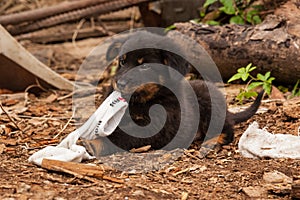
[291, 79, 300, 98]
[228, 63, 275, 103]
[202, 0, 262, 25]
[164, 24, 177, 32]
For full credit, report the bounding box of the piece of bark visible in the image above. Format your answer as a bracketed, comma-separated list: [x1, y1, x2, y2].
[263, 171, 293, 184]
[174, 13, 300, 84]
[292, 175, 300, 199]
[242, 186, 268, 198]
[283, 97, 300, 119]
[270, 86, 285, 100]
[0, 144, 6, 154]
[263, 171, 292, 195]
[275, 0, 300, 38]
[41, 158, 124, 184]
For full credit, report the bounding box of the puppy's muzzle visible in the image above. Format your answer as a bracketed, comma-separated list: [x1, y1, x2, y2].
[116, 79, 127, 91]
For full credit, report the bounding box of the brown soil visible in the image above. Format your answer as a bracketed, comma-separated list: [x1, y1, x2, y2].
[0, 1, 300, 199]
[0, 36, 299, 199]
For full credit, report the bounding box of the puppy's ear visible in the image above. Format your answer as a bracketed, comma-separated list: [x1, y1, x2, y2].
[106, 35, 131, 61]
[106, 41, 124, 61]
[162, 51, 189, 76]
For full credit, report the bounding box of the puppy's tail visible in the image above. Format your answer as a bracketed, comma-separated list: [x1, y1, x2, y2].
[231, 90, 264, 124]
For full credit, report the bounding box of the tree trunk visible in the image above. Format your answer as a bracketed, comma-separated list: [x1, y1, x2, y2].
[174, 4, 300, 85]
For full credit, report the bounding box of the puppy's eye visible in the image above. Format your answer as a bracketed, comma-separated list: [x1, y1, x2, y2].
[120, 58, 126, 66]
[119, 55, 127, 66]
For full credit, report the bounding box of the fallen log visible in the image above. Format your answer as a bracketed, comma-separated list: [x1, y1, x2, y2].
[16, 22, 143, 44]
[174, 14, 300, 84]
[4, 0, 155, 35]
[0, 0, 111, 26]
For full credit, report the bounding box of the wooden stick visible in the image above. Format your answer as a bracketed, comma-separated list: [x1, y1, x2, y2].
[41, 159, 124, 184]
[0, 102, 24, 134]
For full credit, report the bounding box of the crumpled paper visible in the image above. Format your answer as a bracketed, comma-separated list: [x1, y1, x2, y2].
[238, 122, 300, 159]
[28, 91, 128, 165]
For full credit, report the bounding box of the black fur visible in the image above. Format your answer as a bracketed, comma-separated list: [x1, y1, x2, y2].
[83, 31, 263, 157]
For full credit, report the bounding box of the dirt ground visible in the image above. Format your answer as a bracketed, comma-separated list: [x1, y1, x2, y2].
[0, 35, 299, 200]
[0, 1, 300, 199]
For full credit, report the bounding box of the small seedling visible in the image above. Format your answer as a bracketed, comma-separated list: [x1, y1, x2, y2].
[164, 24, 177, 32]
[291, 79, 300, 98]
[228, 63, 275, 103]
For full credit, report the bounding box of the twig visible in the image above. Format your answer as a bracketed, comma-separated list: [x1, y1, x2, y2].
[54, 113, 74, 139]
[172, 168, 190, 176]
[0, 0, 14, 15]
[72, 18, 86, 48]
[24, 79, 48, 105]
[129, 6, 136, 30]
[18, 115, 73, 121]
[57, 91, 75, 101]
[130, 145, 151, 153]
[0, 102, 24, 134]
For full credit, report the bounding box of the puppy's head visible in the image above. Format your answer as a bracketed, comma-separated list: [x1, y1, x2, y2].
[106, 31, 189, 102]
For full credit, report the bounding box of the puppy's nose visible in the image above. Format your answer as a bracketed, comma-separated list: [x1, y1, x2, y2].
[117, 80, 127, 90]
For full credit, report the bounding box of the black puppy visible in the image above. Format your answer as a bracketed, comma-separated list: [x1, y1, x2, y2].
[83, 31, 263, 157]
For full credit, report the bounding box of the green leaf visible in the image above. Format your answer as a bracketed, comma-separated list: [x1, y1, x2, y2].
[204, 0, 218, 8]
[244, 91, 258, 99]
[263, 83, 272, 95]
[206, 20, 220, 25]
[230, 15, 245, 24]
[110, 65, 118, 76]
[278, 86, 289, 93]
[245, 63, 256, 73]
[164, 24, 176, 32]
[247, 82, 263, 91]
[292, 80, 300, 97]
[245, 63, 252, 71]
[248, 66, 257, 72]
[246, 10, 258, 23]
[252, 15, 262, 24]
[219, 0, 236, 15]
[265, 71, 271, 79]
[248, 66, 256, 72]
[228, 73, 242, 83]
[237, 67, 246, 74]
[256, 73, 266, 81]
[237, 91, 246, 103]
[190, 19, 201, 24]
[241, 73, 249, 81]
[267, 77, 275, 84]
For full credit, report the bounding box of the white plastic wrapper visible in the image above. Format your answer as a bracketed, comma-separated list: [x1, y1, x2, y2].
[239, 122, 300, 159]
[29, 91, 128, 166]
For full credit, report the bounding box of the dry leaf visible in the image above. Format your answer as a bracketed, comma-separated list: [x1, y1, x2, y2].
[0, 144, 6, 154]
